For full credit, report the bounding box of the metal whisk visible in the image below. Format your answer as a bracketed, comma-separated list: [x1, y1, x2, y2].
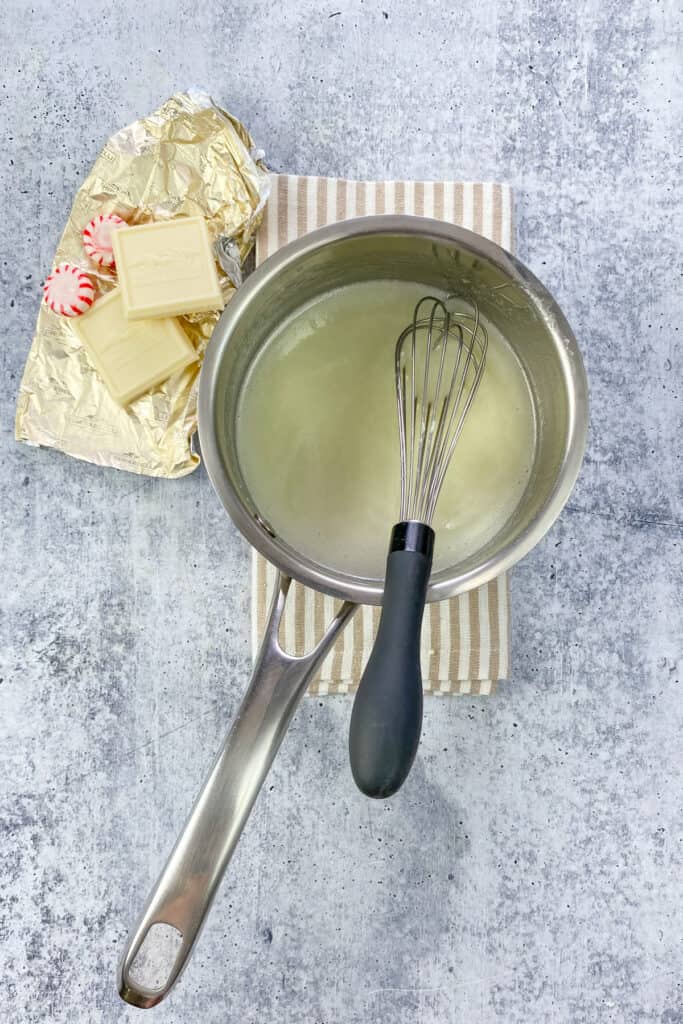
[397, 295, 488, 524]
[349, 295, 488, 799]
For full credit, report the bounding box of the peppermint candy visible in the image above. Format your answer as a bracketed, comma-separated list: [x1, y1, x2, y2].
[82, 212, 125, 269]
[43, 263, 95, 317]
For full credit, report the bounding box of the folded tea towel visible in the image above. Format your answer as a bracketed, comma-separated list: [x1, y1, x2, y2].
[252, 174, 513, 696]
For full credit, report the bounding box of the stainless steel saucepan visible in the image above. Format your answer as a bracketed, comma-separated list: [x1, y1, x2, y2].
[118, 216, 588, 1007]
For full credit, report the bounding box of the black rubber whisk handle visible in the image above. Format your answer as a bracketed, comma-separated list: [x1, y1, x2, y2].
[349, 521, 434, 798]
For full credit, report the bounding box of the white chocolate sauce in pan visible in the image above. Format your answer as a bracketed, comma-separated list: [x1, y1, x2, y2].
[236, 280, 536, 578]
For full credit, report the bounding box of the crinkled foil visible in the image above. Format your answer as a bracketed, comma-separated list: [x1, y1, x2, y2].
[15, 91, 270, 477]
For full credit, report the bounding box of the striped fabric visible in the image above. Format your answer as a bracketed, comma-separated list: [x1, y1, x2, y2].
[251, 175, 514, 696]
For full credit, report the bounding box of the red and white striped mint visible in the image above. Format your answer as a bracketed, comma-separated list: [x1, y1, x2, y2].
[82, 212, 125, 268]
[43, 263, 95, 317]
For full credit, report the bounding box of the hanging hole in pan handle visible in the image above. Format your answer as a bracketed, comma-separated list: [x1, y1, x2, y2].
[119, 921, 187, 1008]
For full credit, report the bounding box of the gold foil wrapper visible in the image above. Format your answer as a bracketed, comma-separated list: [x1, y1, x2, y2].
[15, 91, 270, 477]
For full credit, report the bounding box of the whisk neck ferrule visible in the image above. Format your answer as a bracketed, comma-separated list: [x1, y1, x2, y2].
[390, 521, 435, 557]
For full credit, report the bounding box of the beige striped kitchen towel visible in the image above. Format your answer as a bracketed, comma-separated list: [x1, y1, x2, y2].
[251, 175, 513, 696]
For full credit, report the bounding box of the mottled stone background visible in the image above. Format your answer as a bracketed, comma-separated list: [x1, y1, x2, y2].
[1, 2, 681, 1022]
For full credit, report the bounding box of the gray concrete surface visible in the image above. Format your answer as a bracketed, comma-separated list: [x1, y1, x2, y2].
[2, 1, 682, 1021]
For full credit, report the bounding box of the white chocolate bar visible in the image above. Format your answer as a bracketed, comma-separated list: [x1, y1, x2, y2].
[71, 289, 197, 405]
[112, 216, 224, 320]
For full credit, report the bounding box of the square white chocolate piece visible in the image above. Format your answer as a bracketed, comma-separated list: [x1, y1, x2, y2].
[71, 289, 197, 406]
[112, 216, 224, 320]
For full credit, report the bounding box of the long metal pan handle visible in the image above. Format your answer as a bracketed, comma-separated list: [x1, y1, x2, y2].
[118, 574, 355, 1008]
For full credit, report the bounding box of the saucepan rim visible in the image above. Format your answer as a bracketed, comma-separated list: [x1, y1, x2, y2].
[198, 215, 588, 605]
